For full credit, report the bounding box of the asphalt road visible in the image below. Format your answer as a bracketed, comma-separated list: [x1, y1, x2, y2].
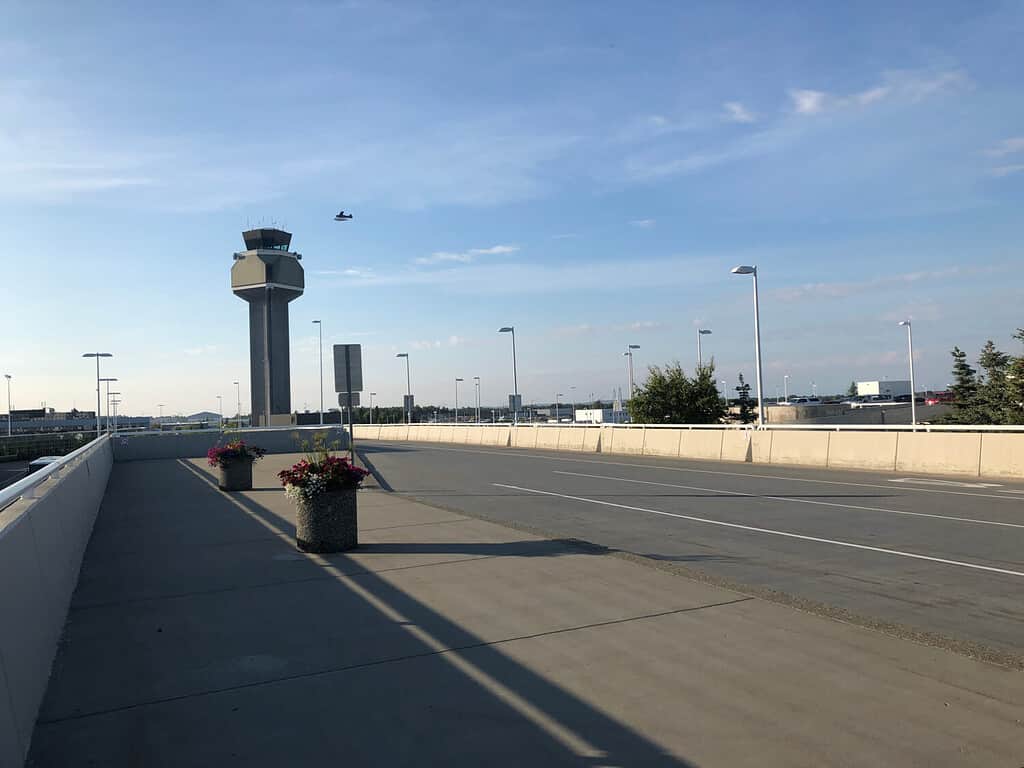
[359, 440, 1024, 659]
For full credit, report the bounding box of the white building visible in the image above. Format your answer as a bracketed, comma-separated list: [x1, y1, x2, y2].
[856, 380, 911, 397]
[574, 408, 627, 424]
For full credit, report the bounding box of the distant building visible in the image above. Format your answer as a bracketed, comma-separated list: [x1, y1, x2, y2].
[856, 380, 911, 397]
[574, 408, 627, 424]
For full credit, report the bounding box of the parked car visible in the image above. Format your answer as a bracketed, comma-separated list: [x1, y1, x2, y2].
[925, 391, 953, 406]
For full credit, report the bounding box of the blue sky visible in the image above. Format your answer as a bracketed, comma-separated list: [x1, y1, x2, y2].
[2, 0, 1023, 416]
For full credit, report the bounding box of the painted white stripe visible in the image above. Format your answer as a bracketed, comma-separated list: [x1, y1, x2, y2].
[889, 478, 1003, 489]
[390, 443, 1024, 502]
[493, 482, 1024, 579]
[553, 470, 1024, 530]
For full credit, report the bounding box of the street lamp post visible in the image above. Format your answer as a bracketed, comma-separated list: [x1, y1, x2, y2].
[720, 380, 728, 401]
[899, 320, 917, 428]
[624, 344, 640, 399]
[473, 376, 481, 423]
[498, 327, 519, 424]
[82, 353, 113, 439]
[217, 395, 223, 429]
[555, 393, 563, 422]
[569, 385, 577, 423]
[312, 320, 323, 425]
[783, 375, 789, 403]
[368, 392, 377, 424]
[730, 266, 765, 426]
[108, 393, 121, 434]
[396, 353, 412, 423]
[233, 381, 241, 427]
[455, 378, 464, 423]
[697, 329, 712, 367]
[99, 378, 118, 432]
[4, 374, 11, 437]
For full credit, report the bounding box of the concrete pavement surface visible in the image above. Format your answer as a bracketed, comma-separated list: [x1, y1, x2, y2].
[29, 453, 1024, 766]
[357, 440, 1024, 661]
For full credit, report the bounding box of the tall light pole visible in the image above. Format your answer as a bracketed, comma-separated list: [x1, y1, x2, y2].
[783, 374, 790, 404]
[312, 320, 323, 425]
[157, 403, 165, 430]
[108, 393, 121, 433]
[396, 353, 412, 423]
[730, 265, 765, 426]
[697, 329, 712, 367]
[720, 380, 728, 401]
[455, 378, 464, 423]
[899, 320, 917, 428]
[82, 353, 113, 439]
[624, 344, 640, 399]
[569, 385, 577, 423]
[217, 395, 223, 429]
[369, 392, 376, 424]
[498, 327, 519, 424]
[99, 377, 118, 431]
[473, 376, 481, 423]
[110, 398, 122, 434]
[555, 392, 563, 422]
[233, 381, 241, 427]
[4, 374, 11, 437]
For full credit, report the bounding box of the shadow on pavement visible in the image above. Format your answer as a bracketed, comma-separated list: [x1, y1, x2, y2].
[31, 458, 696, 767]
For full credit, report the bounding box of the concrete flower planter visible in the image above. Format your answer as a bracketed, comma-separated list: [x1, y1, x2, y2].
[295, 488, 358, 553]
[218, 459, 254, 492]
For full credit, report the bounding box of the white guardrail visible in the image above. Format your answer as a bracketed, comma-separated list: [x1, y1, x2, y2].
[382, 421, 1024, 432]
[0, 433, 111, 514]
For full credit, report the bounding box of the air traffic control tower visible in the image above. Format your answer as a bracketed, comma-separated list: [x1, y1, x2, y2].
[231, 228, 304, 426]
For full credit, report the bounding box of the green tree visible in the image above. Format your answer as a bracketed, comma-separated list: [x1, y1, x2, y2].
[947, 346, 979, 423]
[627, 361, 726, 424]
[846, 381, 858, 397]
[735, 373, 755, 424]
[975, 340, 1010, 423]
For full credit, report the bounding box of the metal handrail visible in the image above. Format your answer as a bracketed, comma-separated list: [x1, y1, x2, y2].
[0, 434, 110, 516]
[375, 421, 1024, 433]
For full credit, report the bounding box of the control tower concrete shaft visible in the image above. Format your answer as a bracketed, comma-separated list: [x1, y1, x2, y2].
[231, 229, 304, 426]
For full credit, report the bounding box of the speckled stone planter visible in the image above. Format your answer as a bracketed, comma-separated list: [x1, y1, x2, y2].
[295, 488, 358, 553]
[218, 459, 253, 491]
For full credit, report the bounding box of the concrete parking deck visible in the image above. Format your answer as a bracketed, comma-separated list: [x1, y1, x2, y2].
[28, 454, 1024, 766]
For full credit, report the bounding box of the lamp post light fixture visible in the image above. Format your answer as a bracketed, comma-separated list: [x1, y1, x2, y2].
[455, 378, 464, 423]
[730, 265, 765, 426]
[217, 395, 223, 429]
[4, 374, 11, 437]
[555, 393, 564, 422]
[624, 344, 640, 399]
[473, 376, 481, 423]
[108, 393, 121, 434]
[157, 403, 165, 429]
[233, 381, 241, 427]
[312, 320, 324, 425]
[110, 398, 122, 435]
[368, 392, 377, 424]
[783, 374, 790, 404]
[697, 329, 712, 367]
[899, 320, 917, 428]
[82, 353, 113, 438]
[498, 327, 519, 425]
[569, 385, 577, 423]
[720, 380, 728, 401]
[99, 377, 118, 432]
[396, 353, 412, 424]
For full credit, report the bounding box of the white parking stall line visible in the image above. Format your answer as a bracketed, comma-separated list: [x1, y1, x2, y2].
[552, 471, 1024, 530]
[493, 482, 1024, 579]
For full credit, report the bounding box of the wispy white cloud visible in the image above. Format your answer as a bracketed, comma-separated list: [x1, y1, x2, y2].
[722, 101, 755, 123]
[629, 218, 656, 228]
[552, 323, 597, 338]
[411, 339, 442, 350]
[989, 164, 1024, 177]
[983, 137, 1024, 158]
[414, 244, 519, 265]
[789, 89, 826, 115]
[447, 335, 470, 347]
[316, 267, 376, 279]
[772, 264, 1000, 302]
[183, 345, 218, 357]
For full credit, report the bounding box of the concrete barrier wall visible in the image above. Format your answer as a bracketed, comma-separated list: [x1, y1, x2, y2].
[979, 433, 1024, 478]
[113, 427, 348, 461]
[355, 423, 1024, 479]
[557, 428, 587, 452]
[607, 428, 646, 456]
[535, 428, 561, 450]
[642, 429, 682, 458]
[0, 437, 113, 766]
[896, 432, 982, 476]
[679, 430, 724, 461]
[720, 430, 752, 462]
[769, 431, 830, 468]
[512, 427, 537, 449]
[827, 432, 898, 472]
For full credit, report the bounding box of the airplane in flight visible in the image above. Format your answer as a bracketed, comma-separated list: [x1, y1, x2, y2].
[334, 210, 354, 222]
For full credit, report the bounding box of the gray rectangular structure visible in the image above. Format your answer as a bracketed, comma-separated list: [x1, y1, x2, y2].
[231, 229, 304, 426]
[332, 344, 363, 394]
